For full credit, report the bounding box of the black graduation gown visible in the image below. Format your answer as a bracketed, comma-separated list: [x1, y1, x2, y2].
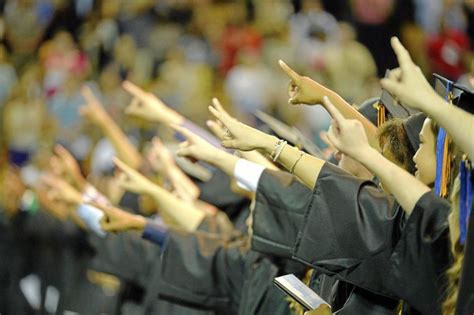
[88, 215, 230, 315]
[456, 170, 474, 314]
[251, 168, 399, 314]
[0, 210, 35, 314]
[89, 231, 214, 315]
[157, 228, 308, 315]
[293, 163, 451, 314]
[387, 191, 452, 315]
[197, 168, 251, 233]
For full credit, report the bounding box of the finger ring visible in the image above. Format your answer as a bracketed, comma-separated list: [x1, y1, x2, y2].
[224, 128, 232, 138]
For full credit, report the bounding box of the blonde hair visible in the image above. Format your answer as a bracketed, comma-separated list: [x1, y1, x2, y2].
[442, 176, 464, 314]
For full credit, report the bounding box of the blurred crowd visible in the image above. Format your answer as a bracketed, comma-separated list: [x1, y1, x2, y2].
[0, 0, 473, 314]
[0, 0, 472, 165]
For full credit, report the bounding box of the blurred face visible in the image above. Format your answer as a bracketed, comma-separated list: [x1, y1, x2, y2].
[412, 119, 436, 185]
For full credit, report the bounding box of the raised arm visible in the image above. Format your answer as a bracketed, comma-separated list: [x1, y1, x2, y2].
[279, 60, 379, 149]
[79, 86, 142, 169]
[147, 137, 200, 202]
[323, 96, 430, 215]
[381, 36, 474, 159]
[113, 158, 205, 232]
[122, 81, 222, 148]
[208, 98, 325, 189]
[206, 117, 278, 170]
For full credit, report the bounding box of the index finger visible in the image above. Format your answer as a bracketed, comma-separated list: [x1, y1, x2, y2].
[322, 96, 345, 124]
[55, 144, 75, 164]
[206, 120, 226, 140]
[113, 157, 135, 175]
[211, 98, 231, 118]
[390, 37, 413, 70]
[278, 60, 301, 83]
[81, 85, 100, 107]
[208, 105, 229, 126]
[170, 124, 196, 141]
[122, 80, 148, 101]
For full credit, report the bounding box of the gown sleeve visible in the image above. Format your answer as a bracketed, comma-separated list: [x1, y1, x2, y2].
[387, 191, 452, 314]
[88, 231, 159, 287]
[456, 170, 474, 315]
[157, 229, 247, 312]
[251, 169, 314, 258]
[293, 162, 401, 272]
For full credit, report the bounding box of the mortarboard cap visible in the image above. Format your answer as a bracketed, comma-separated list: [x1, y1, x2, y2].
[452, 82, 474, 114]
[358, 97, 379, 126]
[402, 112, 427, 153]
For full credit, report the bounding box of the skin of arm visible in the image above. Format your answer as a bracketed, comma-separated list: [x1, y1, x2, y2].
[206, 119, 278, 171]
[80, 86, 142, 169]
[147, 137, 200, 202]
[39, 174, 88, 229]
[356, 147, 430, 215]
[114, 158, 205, 232]
[381, 36, 474, 159]
[323, 96, 430, 215]
[418, 95, 474, 159]
[207, 99, 326, 190]
[279, 60, 379, 149]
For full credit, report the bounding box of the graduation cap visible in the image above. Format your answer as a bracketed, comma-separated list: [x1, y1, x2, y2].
[452, 82, 474, 114]
[376, 69, 420, 126]
[357, 97, 379, 126]
[432, 73, 455, 198]
[402, 112, 427, 153]
[433, 73, 473, 244]
[255, 110, 324, 159]
[451, 82, 473, 245]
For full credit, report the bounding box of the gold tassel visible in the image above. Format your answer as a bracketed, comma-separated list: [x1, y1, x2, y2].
[440, 135, 451, 198]
[375, 102, 386, 127]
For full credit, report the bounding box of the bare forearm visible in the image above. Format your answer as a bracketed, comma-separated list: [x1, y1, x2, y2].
[210, 151, 240, 177]
[147, 185, 205, 231]
[239, 150, 278, 170]
[323, 90, 379, 149]
[99, 116, 142, 169]
[259, 134, 326, 189]
[358, 148, 430, 215]
[428, 97, 474, 159]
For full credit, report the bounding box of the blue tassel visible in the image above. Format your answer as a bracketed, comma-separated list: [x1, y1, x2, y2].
[434, 128, 447, 196]
[459, 159, 472, 245]
[434, 80, 451, 197]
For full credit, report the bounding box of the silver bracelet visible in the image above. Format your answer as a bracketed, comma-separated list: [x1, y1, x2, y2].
[290, 151, 304, 174]
[273, 140, 287, 162]
[270, 139, 284, 160]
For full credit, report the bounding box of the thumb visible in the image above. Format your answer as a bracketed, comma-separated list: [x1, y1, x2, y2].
[176, 147, 192, 157]
[221, 139, 238, 149]
[289, 95, 302, 105]
[380, 79, 402, 98]
[125, 98, 141, 115]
